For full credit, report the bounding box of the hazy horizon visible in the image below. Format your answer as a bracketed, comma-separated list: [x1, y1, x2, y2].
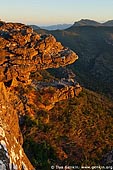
[31, 19, 113, 27]
[0, 19, 112, 27]
[0, 0, 113, 25]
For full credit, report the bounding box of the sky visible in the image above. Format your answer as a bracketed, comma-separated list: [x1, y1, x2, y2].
[0, 0, 113, 26]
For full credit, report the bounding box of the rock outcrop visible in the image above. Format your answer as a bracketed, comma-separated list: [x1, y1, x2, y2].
[31, 79, 82, 111]
[0, 21, 80, 169]
[0, 21, 78, 84]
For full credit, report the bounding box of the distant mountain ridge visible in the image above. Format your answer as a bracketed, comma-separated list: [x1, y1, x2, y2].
[29, 24, 40, 30]
[40, 24, 72, 30]
[103, 20, 113, 26]
[31, 19, 113, 31]
[29, 24, 72, 31]
[73, 19, 113, 27]
[73, 19, 101, 26]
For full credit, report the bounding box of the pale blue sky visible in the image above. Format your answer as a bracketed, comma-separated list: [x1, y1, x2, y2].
[0, 0, 113, 25]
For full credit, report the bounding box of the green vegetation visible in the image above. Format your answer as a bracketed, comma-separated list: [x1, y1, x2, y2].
[23, 139, 56, 170]
[22, 88, 113, 169]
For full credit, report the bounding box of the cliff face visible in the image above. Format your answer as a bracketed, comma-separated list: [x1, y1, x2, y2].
[0, 82, 34, 170]
[0, 21, 80, 169]
[0, 21, 78, 83]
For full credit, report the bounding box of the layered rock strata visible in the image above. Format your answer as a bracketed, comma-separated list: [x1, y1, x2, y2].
[32, 79, 82, 111]
[0, 21, 80, 169]
[0, 21, 78, 84]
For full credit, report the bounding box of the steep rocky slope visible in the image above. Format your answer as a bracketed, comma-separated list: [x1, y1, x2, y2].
[21, 88, 113, 169]
[0, 21, 79, 169]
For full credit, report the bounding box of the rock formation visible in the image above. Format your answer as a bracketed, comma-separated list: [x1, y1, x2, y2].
[0, 21, 81, 169]
[0, 21, 78, 84]
[31, 78, 82, 111]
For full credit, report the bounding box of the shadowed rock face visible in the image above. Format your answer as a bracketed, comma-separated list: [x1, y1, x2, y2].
[0, 21, 79, 170]
[0, 21, 78, 84]
[0, 81, 36, 170]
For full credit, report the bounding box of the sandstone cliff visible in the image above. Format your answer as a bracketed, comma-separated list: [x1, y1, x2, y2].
[0, 21, 78, 83]
[0, 21, 80, 169]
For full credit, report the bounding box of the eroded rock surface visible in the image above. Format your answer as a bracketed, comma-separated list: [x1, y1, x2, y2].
[0, 21, 78, 84]
[0, 21, 80, 169]
[31, 78, 82, 111]
[0, 82, 34, 170]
